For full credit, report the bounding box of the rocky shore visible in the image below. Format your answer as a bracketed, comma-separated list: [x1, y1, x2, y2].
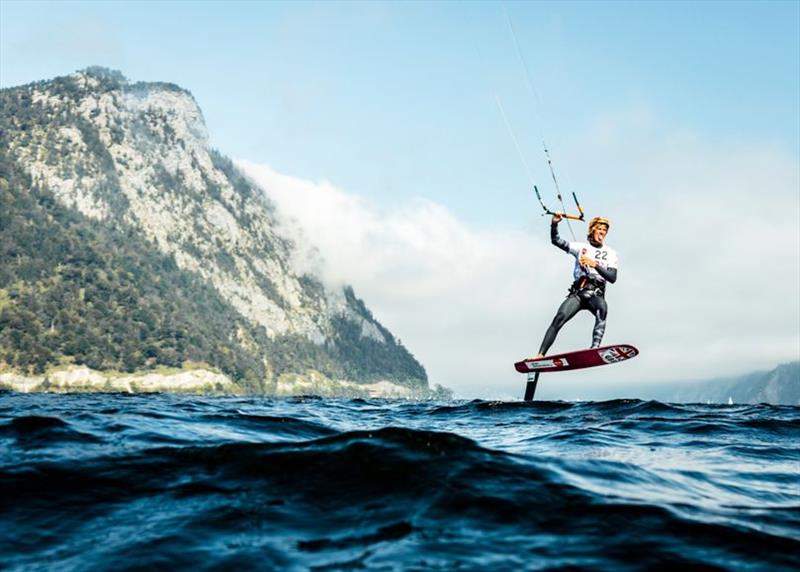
[0, 365, 443, 398]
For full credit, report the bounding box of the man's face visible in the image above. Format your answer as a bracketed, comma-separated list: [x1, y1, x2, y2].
[592, 224, 608, 245]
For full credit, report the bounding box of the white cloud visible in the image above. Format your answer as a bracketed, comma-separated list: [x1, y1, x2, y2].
[236, 118, 799, 399]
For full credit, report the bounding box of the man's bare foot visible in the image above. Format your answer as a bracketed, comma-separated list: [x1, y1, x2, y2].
[529, 353, 544, 360]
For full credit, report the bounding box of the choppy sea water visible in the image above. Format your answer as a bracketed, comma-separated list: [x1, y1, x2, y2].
[1, 393, 798, 571]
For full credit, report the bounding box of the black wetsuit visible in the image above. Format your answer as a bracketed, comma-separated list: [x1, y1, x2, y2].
[537, 222, 618, 355]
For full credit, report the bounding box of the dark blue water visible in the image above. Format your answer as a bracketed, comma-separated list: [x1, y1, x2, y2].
[1, 393, 798, 571]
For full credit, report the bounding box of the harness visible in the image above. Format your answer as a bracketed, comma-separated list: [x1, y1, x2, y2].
[569, 275, 605, 300]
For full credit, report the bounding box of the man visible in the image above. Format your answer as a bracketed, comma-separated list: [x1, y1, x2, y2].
[533, 214, 618, 359]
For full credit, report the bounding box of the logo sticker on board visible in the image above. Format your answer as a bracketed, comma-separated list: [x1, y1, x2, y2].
[525, 357, 570, 369]
[599, 346, 638, 364]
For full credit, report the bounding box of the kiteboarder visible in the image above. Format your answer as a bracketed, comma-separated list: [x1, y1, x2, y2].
[533, 214, 618, 359]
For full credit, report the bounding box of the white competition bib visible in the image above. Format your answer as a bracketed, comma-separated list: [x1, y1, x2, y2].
[568, 241, 618, 283]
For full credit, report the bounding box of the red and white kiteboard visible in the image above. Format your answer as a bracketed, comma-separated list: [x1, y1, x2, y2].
[514, 344, 639, 374]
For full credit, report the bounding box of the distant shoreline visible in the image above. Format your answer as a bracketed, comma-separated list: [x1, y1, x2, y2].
[0, 364, 450, 399]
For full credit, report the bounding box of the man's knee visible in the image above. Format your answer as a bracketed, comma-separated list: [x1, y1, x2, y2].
[553, 309, 572, 328]
[591, 298, 608, 320]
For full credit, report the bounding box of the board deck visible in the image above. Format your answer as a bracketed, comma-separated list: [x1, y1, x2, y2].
[515, 344, 639, 373]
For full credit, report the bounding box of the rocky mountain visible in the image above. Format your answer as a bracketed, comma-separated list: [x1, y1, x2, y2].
[0, 67, 435, 395]
[648, 362, 799, 405]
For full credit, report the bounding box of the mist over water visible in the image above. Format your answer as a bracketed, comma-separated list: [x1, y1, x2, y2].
[2, 393, 798, 571]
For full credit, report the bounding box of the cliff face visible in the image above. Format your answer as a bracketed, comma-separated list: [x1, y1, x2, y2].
[0, 67, 428, 392]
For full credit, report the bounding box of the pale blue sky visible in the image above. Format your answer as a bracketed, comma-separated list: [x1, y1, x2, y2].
[2, 1, 798, 228]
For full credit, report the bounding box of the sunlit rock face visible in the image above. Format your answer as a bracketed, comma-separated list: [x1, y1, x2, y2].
[0, 67, 428, 392]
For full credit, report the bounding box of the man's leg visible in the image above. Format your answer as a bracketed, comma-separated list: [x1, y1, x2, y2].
[588, 296, 608, 348]
[536, 295, 581, 357]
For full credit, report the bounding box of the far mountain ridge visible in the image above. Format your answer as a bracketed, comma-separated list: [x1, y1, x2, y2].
[654, 361, 799, 405]
[592, 361, 800, 405]
[0, 67, 434, 394]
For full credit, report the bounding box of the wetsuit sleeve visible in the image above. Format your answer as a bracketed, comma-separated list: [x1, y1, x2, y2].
[596, 265, 617, 283]
[551, 222, 570, 253]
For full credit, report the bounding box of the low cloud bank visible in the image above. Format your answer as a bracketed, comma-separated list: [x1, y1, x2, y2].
[237, 122, 799, 399]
